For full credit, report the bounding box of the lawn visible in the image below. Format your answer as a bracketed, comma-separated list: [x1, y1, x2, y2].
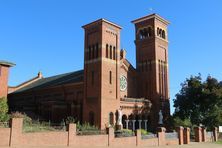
[215, 140, 222, 144]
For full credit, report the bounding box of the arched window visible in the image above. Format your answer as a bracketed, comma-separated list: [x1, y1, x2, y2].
[89, 111, 95, 126]
[88, 46, 91, 60]
[143, 28, 148, 38]
[122, 115, 127, 129]
[162, 30, 166, 39]
[157, 28, 160, 36]
[92, 45, 95, 59]
[139, 30, 144, 39]
[96, 43, 99, 58]
[159, 29, 162, 37]
[148, 27, 152, 37]
[109, 112, 114, 125]
[110, 45, 112, 59]
[106, 44, 109, 58]
[113, 46, 116, 60]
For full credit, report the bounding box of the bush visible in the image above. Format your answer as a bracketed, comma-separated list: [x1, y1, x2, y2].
[139, 129, 150, 135]
[0, 97, 9, 122]
[173, 117, 192, 128]
[65, 116, 76, 125]
[77, 122, 99, 131]
[10, 112, 32, 125]
[115, 129, 134, 137]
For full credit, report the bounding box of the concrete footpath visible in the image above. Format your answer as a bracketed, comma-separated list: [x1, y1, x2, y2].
[1, 142, 221, 148]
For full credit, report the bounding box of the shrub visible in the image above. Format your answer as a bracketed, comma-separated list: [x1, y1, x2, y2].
[115, 129, 134, 137]
[77, 122, 99, 131]
[139, 129, 150, 135]
[10, 112, 32, 125]
[173, 117, 192, 128]
[0, 97, 9, 122]
[65, 116, 76, 125]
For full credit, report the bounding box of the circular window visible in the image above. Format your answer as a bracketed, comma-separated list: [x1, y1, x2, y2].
[120, 75, 127, 91]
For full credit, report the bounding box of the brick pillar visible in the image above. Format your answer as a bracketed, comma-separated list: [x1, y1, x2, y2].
[201, 127, 206, 142]
[107, 127, 114, 146]
[136, 129, 141, 146]
[213, 127, 218, 142]
[9, 118, 23, 146]
[68, 124, 76, 146]
[194, 127, 202, 142]
[157, 127, 166, 146]
[176, 126, 184, 145]
[183, 127, 190, 144]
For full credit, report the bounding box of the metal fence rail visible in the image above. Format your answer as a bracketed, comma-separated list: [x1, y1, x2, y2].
[114, 130, 135, 138]
[165, 132, 178, 139]
[141, 133, 157, 140]
[0, 122, 9, 128]
[77, 130, 107, 136]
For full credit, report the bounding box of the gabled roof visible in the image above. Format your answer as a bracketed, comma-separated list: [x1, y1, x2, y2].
[131, 13, 170, 25]
[82, 18, 122, 29]
[11, 70, 84, 94]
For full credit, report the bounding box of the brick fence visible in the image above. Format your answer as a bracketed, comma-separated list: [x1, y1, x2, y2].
[0, 118, 218, 147]
[194, 126, 218, 142]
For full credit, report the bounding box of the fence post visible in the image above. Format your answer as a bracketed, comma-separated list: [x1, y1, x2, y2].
[157, 127, 166, 146]
[136, 129, 141, 146]
[213, 127, 218, 142]
[183, 127, 190, 144]
[107, 127, 114, 146]
[201, 127, 206, 142]
[176, 126, 184, 145]
[68, 124, 76, 146]
[9, 118, 23, 147]
[194, 127, 202, 142]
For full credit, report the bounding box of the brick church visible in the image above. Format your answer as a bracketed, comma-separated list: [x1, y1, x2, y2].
[3, 13, 170, 130]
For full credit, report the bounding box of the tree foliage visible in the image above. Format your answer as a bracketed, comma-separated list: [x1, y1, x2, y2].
[0, 97, 9, 122]
[174, 74, 222, 129]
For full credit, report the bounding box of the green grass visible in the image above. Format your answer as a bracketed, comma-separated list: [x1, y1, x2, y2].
[215, 140, 222, 144]
[23, 121, 66, 133]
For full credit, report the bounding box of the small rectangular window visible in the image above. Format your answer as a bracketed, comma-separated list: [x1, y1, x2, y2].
[110, 46, 112, 59]
[113, 47, 116, 60]
[92, 71, 94, 85]
[92, 46, 95, 59]
[96, 43, 99, 58]
[106, 44, 109, 58]
[88, 46, 91, 60]
[109, 71, 112, 84]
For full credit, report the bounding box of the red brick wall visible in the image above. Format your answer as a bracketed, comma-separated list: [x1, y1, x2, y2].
[0, 128, 10, 146]
[2, 118, 208, 147]
[75, 135, 108, 146]
[22, 132, 68, 146]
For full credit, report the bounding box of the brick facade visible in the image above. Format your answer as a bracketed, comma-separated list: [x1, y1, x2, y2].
[8, 13, 170, 130]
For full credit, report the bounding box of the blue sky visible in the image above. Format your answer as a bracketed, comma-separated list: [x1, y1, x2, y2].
[0, 0, 222, 114]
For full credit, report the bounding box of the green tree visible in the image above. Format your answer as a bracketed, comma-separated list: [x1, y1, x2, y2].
[174, 74, 222, 129]
[0, 97, 9, 122]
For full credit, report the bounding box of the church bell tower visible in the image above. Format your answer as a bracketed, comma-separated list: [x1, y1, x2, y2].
[132, 14, 170, 127]
[82, 19, 121, 129]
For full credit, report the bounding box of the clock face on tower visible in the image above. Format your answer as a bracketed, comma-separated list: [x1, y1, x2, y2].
[120, 75, 127, 91]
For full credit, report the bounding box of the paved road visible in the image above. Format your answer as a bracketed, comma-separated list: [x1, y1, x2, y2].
[2, 142, 221, 148]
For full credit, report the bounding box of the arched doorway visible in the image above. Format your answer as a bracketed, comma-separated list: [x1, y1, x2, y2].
[89, 111, 95, 126]
[109, 112, 114, 126]
[128, 114, 134, 130]
[122, 114, 127, 129]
